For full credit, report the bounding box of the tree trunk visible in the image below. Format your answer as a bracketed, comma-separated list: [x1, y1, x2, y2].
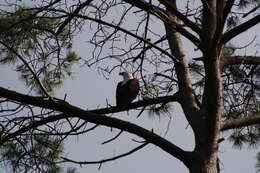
[189, 161, 218, 173]
[187, 149, 219, 173]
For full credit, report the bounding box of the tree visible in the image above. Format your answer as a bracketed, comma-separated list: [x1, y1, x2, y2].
[0, 0, 259, 173]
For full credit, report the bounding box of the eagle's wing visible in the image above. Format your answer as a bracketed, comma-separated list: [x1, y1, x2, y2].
[116, 82, 123, 107]
[127, 78, 140, 102]
[116, 79, 140, 108]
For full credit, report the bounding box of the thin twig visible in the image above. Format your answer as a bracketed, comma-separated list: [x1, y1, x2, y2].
[136, 106, 146, 118]
[101, 130, 123, 144]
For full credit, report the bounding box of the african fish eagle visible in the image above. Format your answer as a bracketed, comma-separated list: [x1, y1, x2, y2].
[116, 72, 140, 108]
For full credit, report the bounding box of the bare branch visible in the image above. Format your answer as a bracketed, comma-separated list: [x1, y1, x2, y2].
[0, 87, 189, 165]
[60, 142, 149, 167]
[222, 0, 235, 22]
[55, 0, 93, 35]
[221, 113, 260, 131]
[213, 0, 234, 43]
[154, 72, 180, 83]
[158, 0, 203, 36]
[242, 5, 260, 18]
[221, 14, 260, 44]
[102, 130, 123, 144]
[124, 0, 201, 33]
[121, 0, 202, 48]
[0, 86, 179, 115]
[73, 13, 180, 63]
[90, 93, 180, 114]
[133, 36, 167, 62]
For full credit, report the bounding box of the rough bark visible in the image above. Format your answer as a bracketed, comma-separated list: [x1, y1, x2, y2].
[163, 0, 223, 172]
[164, 0, 203, 143]
[221, 55, 260, 69]
[221, 113, 260, 131]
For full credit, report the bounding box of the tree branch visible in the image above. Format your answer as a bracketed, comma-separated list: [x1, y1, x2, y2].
[221, 14, 260, 44]
[122, 0, 202, 49]
[55, 0, 93, 35]
[102, 130, 123, 144]
[212, 0, 234, 44]
[242, 5, 260, 18]
[222, 0, 235, 23]
[157, 0, 203, 36]
[0, 86, 179, 115]
[123, 0, 201, 33]
[71, 13, 181, 63]
[221, 113, 260, 131]
[163, 1, 202, 140]
[0, 41, 51, 98]
[221, 55, 260, 67]
[90, 94, 180, 114]
[0, 87, 189, 165]
[60, 142, 149, 168]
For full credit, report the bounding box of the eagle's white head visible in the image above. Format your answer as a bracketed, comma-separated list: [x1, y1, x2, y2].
[119, 72, 134, 84]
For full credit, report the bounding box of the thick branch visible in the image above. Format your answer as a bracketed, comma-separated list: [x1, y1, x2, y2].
[212, 0, 234, 45]
[123, 0, 202, 35]
[221, 55, 260, 68]
[221, 113, 260, 131]
[163, 0, 201, 132]
[222, 0, 235, 23]
[157, 0, 203, 36]
[221, 15, 260, 44]
[0, 87, 179, 114]
[122, 0, 202, 49]
[89, 94, 180, 114]
[0, 87, 189, 165]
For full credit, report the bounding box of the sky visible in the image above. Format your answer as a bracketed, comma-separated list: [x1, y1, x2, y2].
[0, 56, 258, 173]
[0, 1, 259, 173]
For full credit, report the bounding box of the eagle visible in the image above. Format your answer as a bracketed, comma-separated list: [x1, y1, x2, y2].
[116, 72, 140, 108]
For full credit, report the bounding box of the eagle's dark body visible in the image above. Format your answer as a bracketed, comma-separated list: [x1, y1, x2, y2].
[116, 73, 139, 108]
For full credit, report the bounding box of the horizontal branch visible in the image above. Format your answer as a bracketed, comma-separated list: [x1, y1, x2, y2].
[221, 55, 260, 67]
[221, 14, 260, 44]
[90, 93, 179, 114]
[0, 86, 179, 115]
[221, 113, 260, 131]
[0, 87, 189, 165]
